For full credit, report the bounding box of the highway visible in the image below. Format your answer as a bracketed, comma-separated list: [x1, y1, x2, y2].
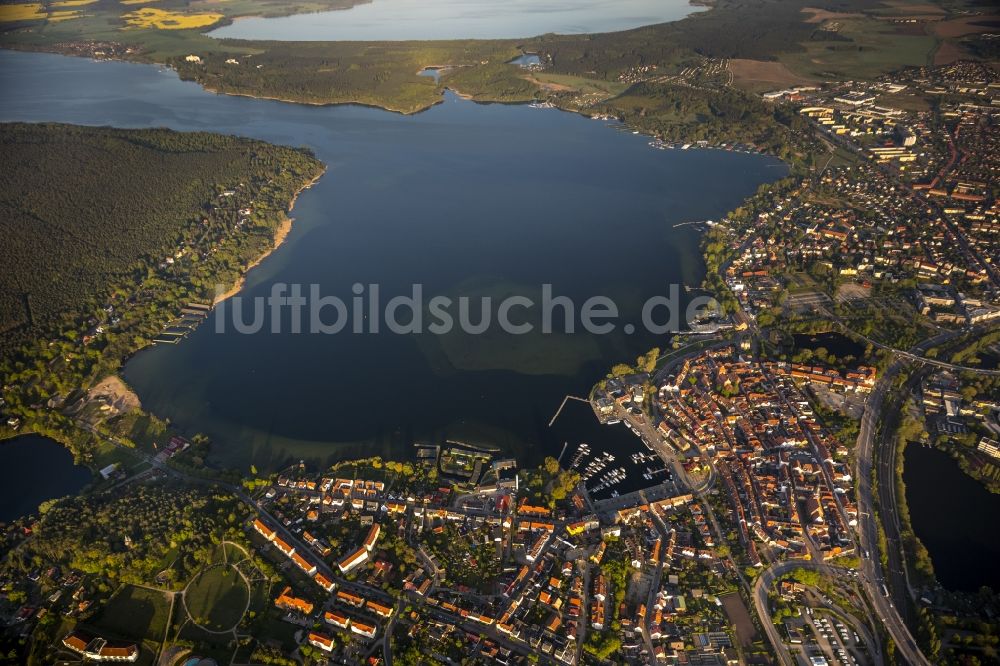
[851, 326, 978, 666]
[753, 559, 885, 666]
[855, 357, 929, 665]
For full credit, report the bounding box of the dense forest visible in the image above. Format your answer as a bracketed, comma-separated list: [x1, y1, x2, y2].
[0, 123, 320, 340]
[0, 123, 323, 459]
[523, 0, 919, 65]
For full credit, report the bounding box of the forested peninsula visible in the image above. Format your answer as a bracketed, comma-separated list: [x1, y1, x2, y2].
[0, 122, 324, 461]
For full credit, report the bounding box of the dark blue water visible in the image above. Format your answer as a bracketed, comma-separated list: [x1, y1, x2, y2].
[0, 435, 91, 522]
[904, 445, 1000, 593]
[0, 50, 786, 473]
[793, 332, 867, 359]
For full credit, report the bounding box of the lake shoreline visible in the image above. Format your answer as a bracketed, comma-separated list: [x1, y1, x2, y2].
[195, 78, 443, 116]
[904, 444, 1000, 592]
[213, 168, 326, 307]
[0, 434, 93, 522]
[3, 48, 786, 474]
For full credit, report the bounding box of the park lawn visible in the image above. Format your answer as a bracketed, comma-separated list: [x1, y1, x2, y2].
[153, 547, 181, 579]
[184, 565, 249, 631]
[175, 622, 237, 663]
[114, 410, 168, 454]
[875, 91, 933, 112]
[90, 585, 172, 641]
[88, 436, 142, 470]
[784, 270, 826, 294]
[220, 541, 247, 563]
[249, 606, 302, 650]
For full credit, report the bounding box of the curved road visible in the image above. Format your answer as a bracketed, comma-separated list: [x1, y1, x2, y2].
[851, 326, 981, 666]
[817, 307, 1000, 377]
[754, 560, 884, 666]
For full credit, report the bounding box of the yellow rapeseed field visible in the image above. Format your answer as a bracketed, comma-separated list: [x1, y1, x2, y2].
[0, 3, 46, 22]
[121, 6, 222, 29]
[48, 9, 83, 21]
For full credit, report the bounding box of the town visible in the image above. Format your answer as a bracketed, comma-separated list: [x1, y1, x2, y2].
[0, 10, 998, 666]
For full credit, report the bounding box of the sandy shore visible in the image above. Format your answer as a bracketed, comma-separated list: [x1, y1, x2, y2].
[213, 170, 325, 306]
[89, 374, 141, 413]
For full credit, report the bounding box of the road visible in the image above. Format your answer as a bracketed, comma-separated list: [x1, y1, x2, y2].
[754, 560, 884, 666]
[817, 307, 1000, 377]
[76, 419, 406, 656]
[850, 327, 975, 666]
[855, 358, 929, 665]
[752, 561, 807, 666]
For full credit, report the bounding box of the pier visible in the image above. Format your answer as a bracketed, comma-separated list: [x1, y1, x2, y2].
[547, 394, 589, 427]
[672, 219, 710, 228]
[152, 302, 211, 345]
[556, 441, 568, 464]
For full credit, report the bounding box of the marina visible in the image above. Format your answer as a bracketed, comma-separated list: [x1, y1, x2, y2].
[152, 302, 211, 344]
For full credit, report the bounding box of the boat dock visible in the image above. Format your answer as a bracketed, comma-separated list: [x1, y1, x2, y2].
[152, 302, 211, 345]
[548, 394, 589, 427]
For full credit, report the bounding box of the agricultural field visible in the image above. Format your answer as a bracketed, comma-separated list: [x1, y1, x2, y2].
[729, 58, 818, 93]
[121, 7, 223, 30]
[0, 3, 46, 22]
[0, 0, 361, 29]
[528, 72, 629, 105]
[780, 16, 937, 80]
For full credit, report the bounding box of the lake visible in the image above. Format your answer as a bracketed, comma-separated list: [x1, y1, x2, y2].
[904, 444, 1000, 593]
[0, 50, 785, 474]
[209, 0, 703, 41]
[792, 332, 867, 360]
[0, 435, 91, 522]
